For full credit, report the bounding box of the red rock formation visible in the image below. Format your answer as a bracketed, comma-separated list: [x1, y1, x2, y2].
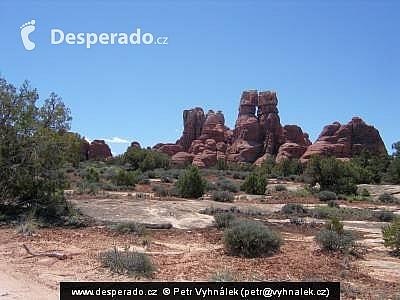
[154, 143, 183, 156]
[177, 107, 205, 151]
[276, 125, 311, 162]
[301, 117, 387, 161]
[258, 91, 283, 155]
[88, 140, 112, 160]
[171, 152, 194, 165]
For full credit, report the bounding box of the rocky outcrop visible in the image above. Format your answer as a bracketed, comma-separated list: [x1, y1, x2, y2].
[153, 90, 387, 167]
[190, 110, 229, 167]
[154, 143, 183, 156]
[88, 140, 112, 160]
[258, 91, 283, 155]
[171, 152, 194, 165]
[177, 107, 206, 151]
[301, 117, 387, 161]
[276, 125, 311, 162]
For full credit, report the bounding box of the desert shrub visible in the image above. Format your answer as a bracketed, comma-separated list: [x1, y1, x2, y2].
[373, 210, 395, 222]
[273, 159, 304, 177]
[16, 218, 38, 236]
[212, 191, 234, 203]
[274, 184, 287, 192]
[152, 185, 169, 197]
[378, 193, 398, 204]
[315, 219, 355, 253]
[224, 220, 282, 258]
[160, 176, 173, 183]
[327, 200, 340, 208]
[123, 147, 170, 171]
[318, 191, 338, 201]
[113, 222, 147, 236]
[290, 218, 305, 226]
[111, 170, 140, 187]
[232, 172, 248, 180]
[214, 212, 236, 228]
[209, 269, 237, 282]
[281, 203, 308, 215]
[305, 156, 358, 195]
[214, 179, 239, 193]
[216, 159, 228, 170]
[360, 188, 370, 197]
[77, 181, 101, 194]
[175, 165, 206, 198]
[98, 247, 155, 277]
[382, 217, 400, 256]
[240, 172, 267, 195]
[85, 167, 100, 183]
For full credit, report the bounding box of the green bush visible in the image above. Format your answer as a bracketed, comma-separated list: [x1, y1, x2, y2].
[175, 165, 206, 198]
[224, 220, 282, 258]
[382, 217, 400, 256]
[113, 222, 147, 236]
[214, 212, 236, 228]
[318, 191, 338, 201]
[152, 185, 169, 197]
[305, 156, 358, 195]
[111, 170, 140, 187]
[98, 247, 155, 277]
[212, 191, 234, 203]
[281, 203, 308, 215]
[378, 193, 398, 204]
[315, 219, 355, 253]
[240, 172, 267, 195]
[85, 167, 100, 183]
[123, 147, 170, 171]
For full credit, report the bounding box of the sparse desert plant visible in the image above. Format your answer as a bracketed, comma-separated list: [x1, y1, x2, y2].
[214, 178, 239, 193]
[113, 222, 147, 236]
[175, 165, 206, 198]
[224, 220, 282, 258]
[240, 172, 267, 195]
[152, 185, 169, 197]
[359, 188, 370, 197]
[98, 247, 155, 277]
[212, 190, 234, 202]
[16, 217, 38, 236]
[317, 191, 338, 201]
[214, 212, 236, 228]
[378, 193, 398, 204]
[209, 269, 237, 282]
[281, 203, 308, 215]
[290, 218, 305, 226]
[327, 200, 340, 208]
[382, 217, 400, 256]
[274, 184, 287, 192]
[373, 210, 395, 222]
[85, 167, 100, 183]
[315, 218, 355, 253]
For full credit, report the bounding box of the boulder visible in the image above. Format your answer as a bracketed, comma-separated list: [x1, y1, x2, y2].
[171, 152, 194, 165]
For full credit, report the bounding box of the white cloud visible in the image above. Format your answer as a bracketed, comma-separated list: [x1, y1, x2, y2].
[102, 137, 130, 144]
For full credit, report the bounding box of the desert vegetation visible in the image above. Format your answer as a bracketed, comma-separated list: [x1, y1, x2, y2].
[1, 76, 400, 299]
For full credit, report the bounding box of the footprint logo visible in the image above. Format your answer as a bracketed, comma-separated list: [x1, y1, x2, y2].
[20, 20, 36, 50]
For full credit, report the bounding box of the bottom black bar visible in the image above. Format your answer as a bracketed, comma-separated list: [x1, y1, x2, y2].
[60, 282, 340, 300]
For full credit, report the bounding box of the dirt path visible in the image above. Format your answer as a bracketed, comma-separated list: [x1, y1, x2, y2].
[0, 261, 58, 300]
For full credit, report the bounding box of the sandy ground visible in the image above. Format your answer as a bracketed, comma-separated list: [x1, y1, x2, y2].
[1, 183, 400, 299]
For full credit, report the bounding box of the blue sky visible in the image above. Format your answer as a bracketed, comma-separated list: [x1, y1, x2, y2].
[0, 0, 399, 154]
